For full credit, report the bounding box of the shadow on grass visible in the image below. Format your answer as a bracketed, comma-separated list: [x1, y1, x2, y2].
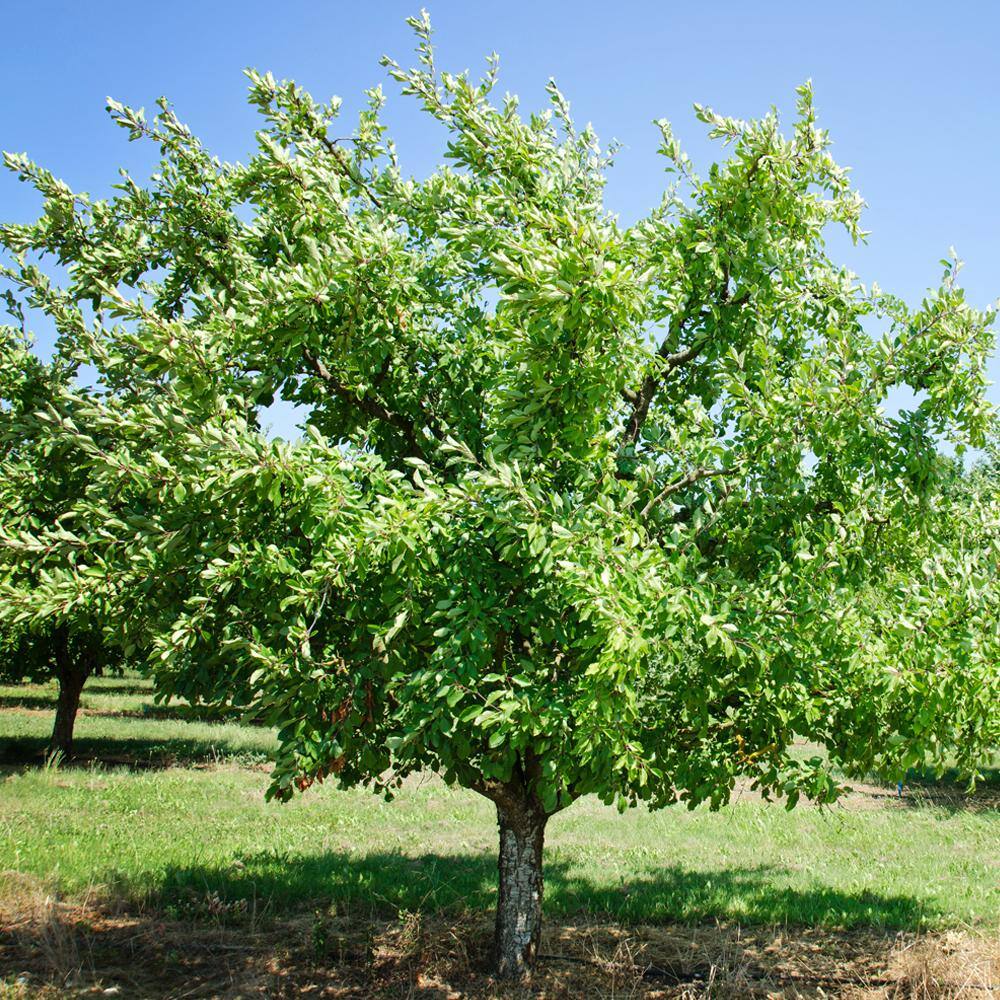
[82, 679, 154, 695]
[893, 764, 1000, 814]
[0, 734, 272, 769]
[0, 694, 60, 711]
[147, 849, 940, 932]
[3, 878, 954, 1000]
[905, 764, 1000, 790]
[0, 693, 244, 723]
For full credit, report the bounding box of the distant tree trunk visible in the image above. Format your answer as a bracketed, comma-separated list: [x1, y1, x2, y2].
[49, 631, 91, 759]
[493, 794, 547, 980]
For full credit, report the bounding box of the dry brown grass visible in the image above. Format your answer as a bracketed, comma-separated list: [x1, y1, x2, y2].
[886, 929, 999, 999]
[1, 889, 998, 998]
[0, 876, 85, 993]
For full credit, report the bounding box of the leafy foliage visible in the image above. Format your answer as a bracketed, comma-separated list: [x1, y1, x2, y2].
[0, 14, 996, 823]
[0, 333, 122, 691]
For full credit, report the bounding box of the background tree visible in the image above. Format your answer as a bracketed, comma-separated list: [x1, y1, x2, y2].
[0, 330, 124, 757]
[0, 622, 120, 758]
[1, 14, 997, 978]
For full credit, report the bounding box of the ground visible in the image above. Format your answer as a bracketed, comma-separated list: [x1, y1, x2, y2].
[0, 675, 997, 998]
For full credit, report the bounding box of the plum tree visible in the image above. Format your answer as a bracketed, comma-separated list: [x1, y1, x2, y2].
[1, 14, 997, 977]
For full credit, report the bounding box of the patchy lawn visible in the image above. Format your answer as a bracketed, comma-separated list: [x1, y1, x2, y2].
[0, 674, 997, 997]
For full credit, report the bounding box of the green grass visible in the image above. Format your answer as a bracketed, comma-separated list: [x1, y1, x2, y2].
[0, 674, 997, 933]
[1, 765, 997, 930]
[0, 673, 275, 765]
[0, 711, 276, 766]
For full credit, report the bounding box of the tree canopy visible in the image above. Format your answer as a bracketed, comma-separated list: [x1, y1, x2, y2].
[1, 13, 997, 976]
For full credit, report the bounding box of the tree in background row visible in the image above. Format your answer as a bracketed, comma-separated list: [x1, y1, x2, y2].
[0, 331, 123, 757]
[0, 621, 119, 758]
[1, 14, 997, 978]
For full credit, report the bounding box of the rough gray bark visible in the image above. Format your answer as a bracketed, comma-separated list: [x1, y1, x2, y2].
[494, 799, 547, 980]
[49, 631, 90, 759]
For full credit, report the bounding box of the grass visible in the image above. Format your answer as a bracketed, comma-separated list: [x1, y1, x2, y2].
[1, 675, 998, 997]
[0, 672, 251, 721]
[0, 673, 275, 766]
[2, 764, 998, 931]
[0, 711, 275, 766]
[0, 673, 164, 714]
[0, 674, 997, 935]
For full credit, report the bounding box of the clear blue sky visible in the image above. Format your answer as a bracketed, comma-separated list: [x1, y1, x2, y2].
[2, 1, 997, 439]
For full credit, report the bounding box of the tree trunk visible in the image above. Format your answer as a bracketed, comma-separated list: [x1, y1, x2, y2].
[49, 633, 90, 759]
[494, 799, 547, 980]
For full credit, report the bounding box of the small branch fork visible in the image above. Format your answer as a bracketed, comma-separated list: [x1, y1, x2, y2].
[317, 133, 384, 209]
[620, 312, 705, 447]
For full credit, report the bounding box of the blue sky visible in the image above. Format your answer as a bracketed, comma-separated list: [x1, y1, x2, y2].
[2, 1, 997, 439]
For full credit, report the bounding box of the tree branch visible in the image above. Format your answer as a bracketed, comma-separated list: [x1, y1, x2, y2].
[640, 466, 732, 518]
[620, 311, 705, 448]
[620, 265, 749, 450]
[317, 134, 384, 209]
[302, 348, 429, 461]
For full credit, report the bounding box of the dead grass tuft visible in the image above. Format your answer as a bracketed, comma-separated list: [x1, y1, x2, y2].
[889, 929, 999, 999]
[0, 876, 85, 992]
